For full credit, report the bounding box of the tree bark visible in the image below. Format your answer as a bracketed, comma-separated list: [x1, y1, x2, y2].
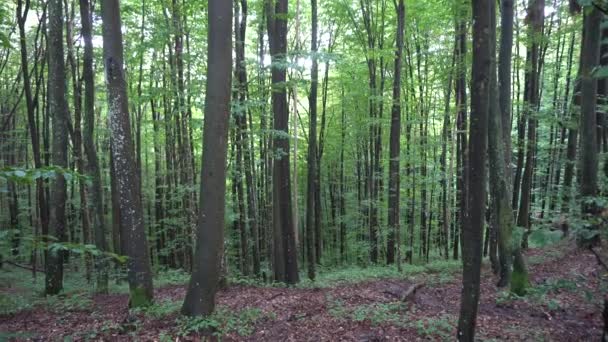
[79, 0, 108, 293]
[387, 0, 405, 265]
[578, 5, 601, 199]
[517, 0, 545, 240]
[45, 0, 70, 296]
[181, 0, 232, 317]
[457, 0, 490, 340]
[266, 0, 299, 284]
[101, 0, 154, 307]
[305, 0, 319, 280]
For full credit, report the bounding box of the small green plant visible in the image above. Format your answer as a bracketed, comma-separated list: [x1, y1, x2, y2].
[44, 292, 93, 312]
[0, 293, 33, 315]
[326, 295, 408, 327]
[495, 290, 518, 307]
[413, 314, 455, 340]
[177, 307, 267, 337]
[131, 298, 181, 319]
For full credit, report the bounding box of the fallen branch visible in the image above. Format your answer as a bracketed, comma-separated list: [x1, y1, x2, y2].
[383, 282, 425, 302]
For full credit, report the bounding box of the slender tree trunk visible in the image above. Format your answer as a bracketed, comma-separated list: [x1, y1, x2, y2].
[457, 0, 490, 339]
[517, 0, 545, 243]
[79, 0, 108, 293]
[454, 12, 467, 261]
[387, 0, 405, 266]
[45, 0, 70, 296]
[17, 0, 49, 262]
[181, 0, 232, 316]
[305, 0, 319, 280]
[101, 0, 154, 307]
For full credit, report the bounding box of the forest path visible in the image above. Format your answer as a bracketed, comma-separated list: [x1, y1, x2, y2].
[0, 240, 603, 341]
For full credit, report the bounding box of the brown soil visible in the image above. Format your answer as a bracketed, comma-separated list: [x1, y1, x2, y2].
[0, 240, 602, 341]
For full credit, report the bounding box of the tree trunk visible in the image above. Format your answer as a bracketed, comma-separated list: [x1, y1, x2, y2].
[387, 0, 405, 265]
[181, 0, 232, 317]
[305, 0, 319, 280]
[517, 0, 545, 243]
[45, 0, 69, 296]
[266, 0, 299, 284]
[79, 0, 108, 293]
[578, 5, 601, 200]
[457, 0, 490, 340]
[101, 0, 154, 307]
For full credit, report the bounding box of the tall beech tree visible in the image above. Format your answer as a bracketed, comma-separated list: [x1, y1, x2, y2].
[387, 0, 405, 266]
[266, 0, 299, 284]
[101, 0, 154, 307]
[578, 4, 601, 202]
[45, 0, 69, 296]
[306, 0, 319, 280]
[79, 0, 108, 293]
[182, 0, 232, 316]
[457, 0, 490, 340]
[516, 0, 545, 238]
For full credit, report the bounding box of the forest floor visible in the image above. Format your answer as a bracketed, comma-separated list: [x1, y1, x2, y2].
[0, 239, 604, 341]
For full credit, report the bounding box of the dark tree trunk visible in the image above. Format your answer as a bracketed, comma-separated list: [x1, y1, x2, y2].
[578, 6, 601, 200]
[387, 0, 405, 266]
[306, 0, 319, 280]
[266, 0, 299, 284]
[79, 0, 109, 293]
[517, 0, 545, 241]
[181, 0, 232, 317]
[457, 0, 490, 340]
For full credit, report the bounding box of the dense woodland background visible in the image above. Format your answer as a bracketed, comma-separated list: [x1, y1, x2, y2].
[0, 0, 608, 340]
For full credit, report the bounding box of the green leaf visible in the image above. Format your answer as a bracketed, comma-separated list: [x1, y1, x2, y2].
[592, 66, 608, 79]
[577, 0, 592, 6]
[0, 32, 9, 49]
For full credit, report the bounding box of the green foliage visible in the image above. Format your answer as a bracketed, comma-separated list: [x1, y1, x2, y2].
[326, 296, 408, 327]
[511, 267, 529, 296]
[154, 269, 191, 288]
[131, 298, 181, 319]
[528, 229, 563, 248]
[0, 293, 33, 315]
[593, 66, 608, 79]
[177, 307, 269, 337]
[413, 314, 456, 340]
[0, 166, 90, 186]
[44, 292, 94, 312]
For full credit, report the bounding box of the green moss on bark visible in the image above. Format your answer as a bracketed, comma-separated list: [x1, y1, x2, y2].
[129, 286, 153, 308]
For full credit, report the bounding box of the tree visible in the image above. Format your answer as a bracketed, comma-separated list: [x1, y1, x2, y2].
[79, 0, 108, 294]
[495, 0, 528, 293]
[578, 4, 601, 201]
[457, 0, 490, 340]
[45, 0, 70, 296]
[266, 0, 300, 284]
[182, 0, 232, 316]
[101, 0, 154, 307]
[516, 0, 545, 238]
[387, 0, 405, 265]
[306, 0, 319, 280]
